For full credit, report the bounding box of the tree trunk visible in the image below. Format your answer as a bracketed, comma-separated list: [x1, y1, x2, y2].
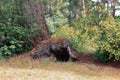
[82, 0, 86, 17]
[26, 0, 51, 46]
[111, 0, 116, 17]
[13, 0, 50, 46]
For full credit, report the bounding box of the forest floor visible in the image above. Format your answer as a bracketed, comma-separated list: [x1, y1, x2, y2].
[0, 52, 120, 80]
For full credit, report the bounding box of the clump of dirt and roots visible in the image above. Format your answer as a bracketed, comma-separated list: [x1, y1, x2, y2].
[29, 38, 80, 62]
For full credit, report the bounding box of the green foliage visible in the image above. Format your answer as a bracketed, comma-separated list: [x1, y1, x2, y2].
[0, 25, 32, 58]
[0, 0, 34, 58]
[52, 26, 80, 51]
[0, 0, 120, 62]
[115, 16, 120, 22]
[52, 25, 97, 52]
[46, 10, 68, 33]
[94, 50, 109, 62]
[94, 16, 120, 61]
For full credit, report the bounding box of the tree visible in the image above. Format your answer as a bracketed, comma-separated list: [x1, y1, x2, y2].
[26, 0, 51, 46]
[82, 0, 86, 17]
[12, 0, 51, 46]
[42, 0, 68, 32]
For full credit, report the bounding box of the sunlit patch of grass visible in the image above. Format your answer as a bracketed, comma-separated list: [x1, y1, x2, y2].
[0, 56, 120, 80]
[0, 67, 119, 80]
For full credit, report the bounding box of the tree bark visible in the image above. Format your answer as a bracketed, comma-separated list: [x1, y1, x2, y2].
[26, 0, 51, 46]
[13, 0, 51, 46]
[30, 38, 80, 62]
[111, 0, 116, 17]
[82, 0, 86, 17]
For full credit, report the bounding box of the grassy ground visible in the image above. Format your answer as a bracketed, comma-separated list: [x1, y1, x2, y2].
[0, 53, 120, 80]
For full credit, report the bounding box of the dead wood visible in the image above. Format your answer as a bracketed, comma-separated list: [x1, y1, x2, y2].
[30, 38, 80, 62]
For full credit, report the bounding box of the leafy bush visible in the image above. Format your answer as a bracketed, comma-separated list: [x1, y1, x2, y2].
[0, 25, 33, 58]
[52, 26, 80, 51]
[46, 10, 68, 33]
[0, 0, 34, 58]
[94, 50, 109, 62]
[94, 16, 120, 61]
[52, 25, 97, 52]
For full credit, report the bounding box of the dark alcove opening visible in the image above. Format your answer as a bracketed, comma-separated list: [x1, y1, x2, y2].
[50, 47, 70, 62]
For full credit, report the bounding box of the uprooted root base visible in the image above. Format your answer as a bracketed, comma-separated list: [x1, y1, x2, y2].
[30, 38, 79, 62]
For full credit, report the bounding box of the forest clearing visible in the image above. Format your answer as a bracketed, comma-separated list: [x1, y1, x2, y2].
[0, 52, 120, 80]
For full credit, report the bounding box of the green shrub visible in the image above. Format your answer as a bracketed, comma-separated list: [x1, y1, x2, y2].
[94, 49, 109, 62]
[0, 25, 33, 58]
[46, 10, 68, 33]
[94, 16, 120, 61]
[0, 0, 35, 59]
[52, 26, 80, 51]
[52, 25, 97, 52]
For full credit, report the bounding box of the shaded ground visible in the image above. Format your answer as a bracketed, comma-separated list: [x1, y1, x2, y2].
[0, 52, 120, 80]
[78, 53, 120, 68]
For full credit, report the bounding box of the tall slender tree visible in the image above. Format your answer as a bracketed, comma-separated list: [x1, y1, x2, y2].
[82, 0, 86, 17]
